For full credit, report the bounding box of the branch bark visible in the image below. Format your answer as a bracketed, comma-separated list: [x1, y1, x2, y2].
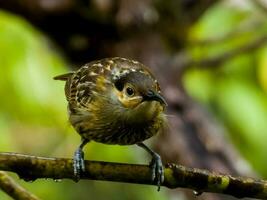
[0, 171, 40, 200]
[0, 152, 266, 199]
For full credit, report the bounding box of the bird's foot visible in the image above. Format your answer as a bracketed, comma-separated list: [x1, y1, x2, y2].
[73, 148, 85, 181]
[149, 152, 164, 191]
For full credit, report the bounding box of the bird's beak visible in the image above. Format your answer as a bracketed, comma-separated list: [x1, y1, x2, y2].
[143, 90, 167, 106]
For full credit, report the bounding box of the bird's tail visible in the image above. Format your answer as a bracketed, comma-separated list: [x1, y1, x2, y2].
[53, 72, 74, 81]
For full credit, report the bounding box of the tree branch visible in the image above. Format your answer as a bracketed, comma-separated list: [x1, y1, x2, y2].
[0, 171, 40, 200]
[0, 152, 266, 199]
[193, 35, 267, 68]
[175, 35, 267, 73]
[252, 0, 267, 14]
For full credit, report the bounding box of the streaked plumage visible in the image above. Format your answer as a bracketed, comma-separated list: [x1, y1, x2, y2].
[54, 57, 167, 190]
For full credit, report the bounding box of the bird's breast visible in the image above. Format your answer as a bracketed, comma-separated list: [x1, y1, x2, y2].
[81, 117, 163, 145]
[69, 90, 165, 145]
[70, 106, 164, 145]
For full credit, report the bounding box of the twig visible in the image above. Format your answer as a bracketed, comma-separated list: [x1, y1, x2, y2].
[176, 35, 267, 73]
[0, 152, 266, 199]
[0, 171, 40, 200]
[252, 0, 267, 14]
[188, 19, 264, 46]
[194, 36, 267, 67]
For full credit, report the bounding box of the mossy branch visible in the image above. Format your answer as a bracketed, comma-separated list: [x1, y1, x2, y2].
[0, 152, 267, 199]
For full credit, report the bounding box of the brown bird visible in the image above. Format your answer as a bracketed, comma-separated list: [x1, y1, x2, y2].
[54, 57, 167, 190]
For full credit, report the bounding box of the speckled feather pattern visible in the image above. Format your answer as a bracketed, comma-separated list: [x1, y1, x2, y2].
[55, 57, 165, 145]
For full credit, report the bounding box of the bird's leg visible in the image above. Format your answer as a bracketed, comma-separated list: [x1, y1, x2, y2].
[137, 143, 164, 191]
[73, 138, 90, 181]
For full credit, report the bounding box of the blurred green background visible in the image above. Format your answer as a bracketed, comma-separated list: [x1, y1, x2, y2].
[1, 1, 267, 200]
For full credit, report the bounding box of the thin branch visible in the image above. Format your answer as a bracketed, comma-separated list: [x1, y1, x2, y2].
[0, 171, 40, 200]
[0, 152, 266, 199]
[175, 35, 267, 73]
[252, 0, 267, 14]
[193, 36, 267, 67]
[188, 19, 264, 46]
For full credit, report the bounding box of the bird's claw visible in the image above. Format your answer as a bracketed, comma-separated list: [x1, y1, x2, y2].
[73, 148, 85, 181]
[149, 153, 164, 191]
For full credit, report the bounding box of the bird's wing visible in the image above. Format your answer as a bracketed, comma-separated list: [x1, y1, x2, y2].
[64, 65, 100, 108]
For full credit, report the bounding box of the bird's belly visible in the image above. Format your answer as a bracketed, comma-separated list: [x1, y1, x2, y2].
[70, 107, 164, 145]
[80, 123, 158, 145]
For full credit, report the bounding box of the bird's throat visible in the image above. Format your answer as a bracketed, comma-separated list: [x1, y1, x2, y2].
[125, 101, 163, 124]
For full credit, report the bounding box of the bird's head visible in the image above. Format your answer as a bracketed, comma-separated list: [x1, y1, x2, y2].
[111, 69, 167, 122]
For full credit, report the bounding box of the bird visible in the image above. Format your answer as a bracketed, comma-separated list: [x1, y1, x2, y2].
[54, 57, 167, 190]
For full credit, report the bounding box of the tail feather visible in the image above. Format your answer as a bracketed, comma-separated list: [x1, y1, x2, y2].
[53, 72, 74, 81]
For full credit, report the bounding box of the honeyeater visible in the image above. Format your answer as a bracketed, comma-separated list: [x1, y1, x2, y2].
[54, 57, 167, 190]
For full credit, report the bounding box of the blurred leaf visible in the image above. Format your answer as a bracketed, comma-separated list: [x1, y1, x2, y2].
[214, 78, 267, 176]
[189, 2, 250, 42]
[183, 69, 214, 104]
[0, 10, 68, 126]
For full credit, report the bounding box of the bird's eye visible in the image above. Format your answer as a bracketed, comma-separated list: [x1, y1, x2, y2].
[126, 86, 135, 97]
